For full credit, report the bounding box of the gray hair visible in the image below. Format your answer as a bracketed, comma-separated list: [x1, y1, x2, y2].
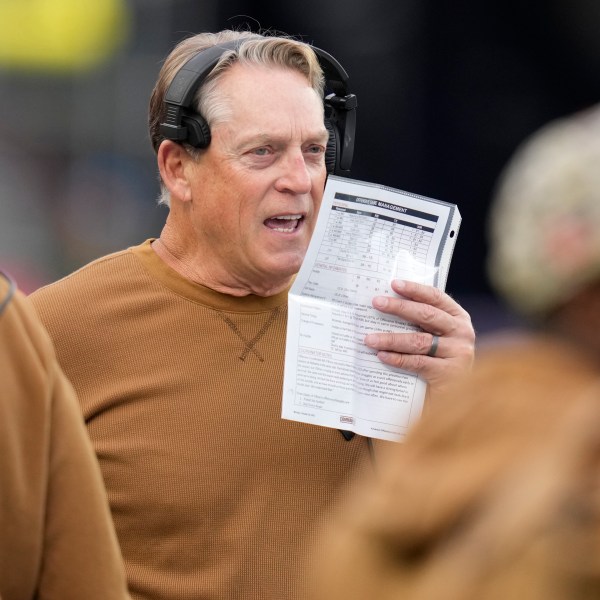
[148, 30, 325, 208]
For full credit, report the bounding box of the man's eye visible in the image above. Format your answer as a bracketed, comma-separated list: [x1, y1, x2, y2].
[306, 145, 325, 155]
[253, 147, 271, 156]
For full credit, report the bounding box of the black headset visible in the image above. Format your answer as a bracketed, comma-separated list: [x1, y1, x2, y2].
[159, 40, 357, 176]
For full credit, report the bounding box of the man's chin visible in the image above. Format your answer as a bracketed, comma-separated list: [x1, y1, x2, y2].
[273, 255, 304, 278]
[254, 257, 302, 290]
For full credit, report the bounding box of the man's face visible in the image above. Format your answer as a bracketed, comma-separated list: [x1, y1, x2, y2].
[186, 62, 329, 296]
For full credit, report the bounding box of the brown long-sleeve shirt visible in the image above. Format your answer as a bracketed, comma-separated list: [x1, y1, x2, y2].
[30, 240, 372, 600]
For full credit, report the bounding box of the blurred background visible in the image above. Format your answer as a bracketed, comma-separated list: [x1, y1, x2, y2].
[1, 0, 599, 334]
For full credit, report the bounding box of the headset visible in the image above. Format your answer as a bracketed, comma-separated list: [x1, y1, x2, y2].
[159, 40, 357, 176]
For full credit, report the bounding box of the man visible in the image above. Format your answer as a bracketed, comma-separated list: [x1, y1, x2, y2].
[30, 30, 475, 599]
[0, 271, 130, 600]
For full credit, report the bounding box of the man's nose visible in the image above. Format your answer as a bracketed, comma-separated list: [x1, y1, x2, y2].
[275, 150, 312, 194]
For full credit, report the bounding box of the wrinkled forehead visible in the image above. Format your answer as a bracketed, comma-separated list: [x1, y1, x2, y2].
[209, 62, 325, 126]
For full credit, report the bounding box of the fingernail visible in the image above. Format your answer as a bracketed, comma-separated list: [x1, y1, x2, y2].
[393, 279, 406, 291]
[364, 334, 379, 346]
[373, 296, 388, 309]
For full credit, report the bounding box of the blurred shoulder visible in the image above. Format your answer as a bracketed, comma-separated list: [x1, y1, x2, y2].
[0, 275, 55, 383]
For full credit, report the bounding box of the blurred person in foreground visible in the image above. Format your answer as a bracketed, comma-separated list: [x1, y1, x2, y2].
[28, 29, 475, 599]
[307, 351, 600, 600]
[0, 271, 130, 600]
[306, 104, 600, 599]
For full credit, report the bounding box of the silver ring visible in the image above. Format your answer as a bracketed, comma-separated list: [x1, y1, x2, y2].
[427, 334, 440, 357]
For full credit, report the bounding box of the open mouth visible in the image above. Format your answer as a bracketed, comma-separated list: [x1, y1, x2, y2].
[264, 214, 304, 233]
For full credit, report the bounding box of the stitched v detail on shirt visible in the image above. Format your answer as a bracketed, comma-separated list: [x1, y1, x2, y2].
[219, 307, 280, 361]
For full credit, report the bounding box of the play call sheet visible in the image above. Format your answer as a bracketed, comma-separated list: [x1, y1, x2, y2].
[282, 176, 461, 442]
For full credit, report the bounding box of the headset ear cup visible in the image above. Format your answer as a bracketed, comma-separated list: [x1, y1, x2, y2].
[181, 114, 211, 148]
[324, 119, 338, 174]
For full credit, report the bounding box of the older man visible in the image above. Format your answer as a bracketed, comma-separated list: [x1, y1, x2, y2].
[30, 30, 475, 600]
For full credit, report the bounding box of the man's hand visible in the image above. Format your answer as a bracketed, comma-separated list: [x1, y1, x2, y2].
[364, 279, 475, 395]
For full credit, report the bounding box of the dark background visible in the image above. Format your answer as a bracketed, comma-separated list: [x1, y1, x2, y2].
[2, 0, 599, 333]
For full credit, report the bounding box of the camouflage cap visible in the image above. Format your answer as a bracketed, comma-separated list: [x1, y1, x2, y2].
[487, 105, 600, 318]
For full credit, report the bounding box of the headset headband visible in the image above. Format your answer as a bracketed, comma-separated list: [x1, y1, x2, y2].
[159, 39, 357, 176]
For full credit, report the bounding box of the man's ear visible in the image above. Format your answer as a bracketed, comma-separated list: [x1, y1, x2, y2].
[157, 140, 193, 202]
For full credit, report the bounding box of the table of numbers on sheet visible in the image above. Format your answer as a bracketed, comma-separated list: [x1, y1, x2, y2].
[301, 194, 438, 305]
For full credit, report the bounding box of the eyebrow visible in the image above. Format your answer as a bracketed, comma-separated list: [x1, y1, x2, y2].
[236, 129, 330, 150]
